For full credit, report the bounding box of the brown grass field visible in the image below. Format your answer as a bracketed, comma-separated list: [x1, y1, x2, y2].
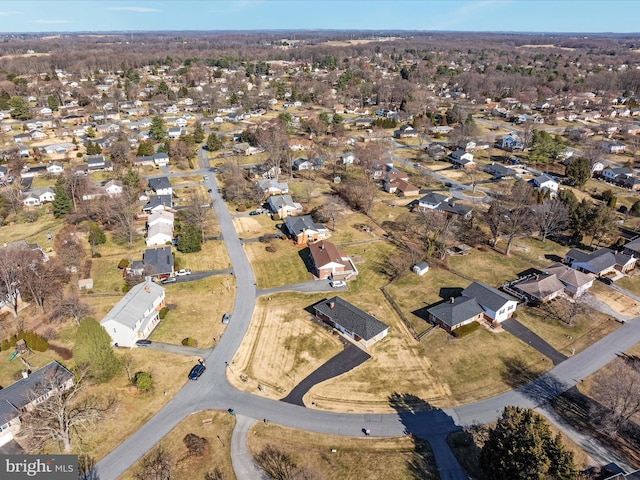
[248, 423, 439, 480]
[119, 410, 236, 480]
[243, 240, 310, 288]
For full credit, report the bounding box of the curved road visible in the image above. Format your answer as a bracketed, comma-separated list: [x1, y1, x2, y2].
[96, 147, 640, 478]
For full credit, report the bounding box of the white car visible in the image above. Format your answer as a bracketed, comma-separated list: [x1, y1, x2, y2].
[329, 280, 346, 288]
[175, 269, 192, 276]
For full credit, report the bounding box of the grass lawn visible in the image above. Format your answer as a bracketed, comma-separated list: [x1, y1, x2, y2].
[447, 246, 534, 286]
[501, 236, 566, 268]
[119, 410, 236, 480]
[248, 423, 439, 480]
[0, 216, 62, 244]
[175, 240, 230, 272]
[170, 174, 205, 187]
[232, 215, 279, 239]
[590, 281, 640, 317]
[244, 240, 310, 288]
[385, 266, 473, 336]
[150, 275, 235, 348]
[229, 293, 343, 396]
[514, 304, 619, 356]
[614, 273, 640, 298]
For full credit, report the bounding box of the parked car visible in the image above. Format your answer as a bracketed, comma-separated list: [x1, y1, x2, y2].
[208, 188, 212, 193]
[249, 210, 261, 216]
[135, 339, 152, 347]
[203, 175, 208, 180]
[175, 269, 191, 276]
[222, 313, 231, 324]
[329, 280, 347, 288]
[161, 276, 177, 284]
[188, 364, 206, 380]
[597, 276, 613, 285]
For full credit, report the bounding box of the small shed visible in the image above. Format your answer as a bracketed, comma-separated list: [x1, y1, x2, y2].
[78, 278, 94, 290]
[412, 262, 429, 276]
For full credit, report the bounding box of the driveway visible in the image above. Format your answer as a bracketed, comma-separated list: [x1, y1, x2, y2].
[145, 342, 211, 357]
[281, 344, 371, 406]
[258, 279, 346, 296]
[502, 318, 568, 366]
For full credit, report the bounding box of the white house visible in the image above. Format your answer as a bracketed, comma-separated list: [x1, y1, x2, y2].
[100, 278, 166, 347]
[529, 174, 559, 197]
[148, 176, 173, 196]
[147, 210, 175, 228]
[146, 223, 173, 247]
[462, 281, 518, 323]
[104, 179, 123, 197]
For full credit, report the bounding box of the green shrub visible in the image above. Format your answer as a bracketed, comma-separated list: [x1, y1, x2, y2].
[122, 285, 130, 293]
[1, 339, 11, 351]
[452, 321, 480, 338]
[1, 332, 48, 352]
[117, 259, 129, 269]
[133, 371, 153, 392]
[159, 307, 169, 320]
[181, 337, 196, 347]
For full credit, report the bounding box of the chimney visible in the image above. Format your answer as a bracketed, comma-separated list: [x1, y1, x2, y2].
[329, 301, 335, 309]
[450, 297, 455, 304]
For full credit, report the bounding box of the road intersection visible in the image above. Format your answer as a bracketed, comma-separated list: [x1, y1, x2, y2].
[96, 147, 640, 479]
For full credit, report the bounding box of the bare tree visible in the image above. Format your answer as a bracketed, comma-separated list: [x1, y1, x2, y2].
[255, 444, 299, 480]
[311, 195, 347, 232]
[49, 293, 92, 324]
[97, 193, 139, 245]
[180, 191, 214, 243]
[256, 119, 289, 181]
[590, 358, 640, 438]
[134, 445, 173, 480]
[78, 455, 100, 480]
[0, 246, 26, 316]
[19, 370, 117, 453]
[535, 198, 569, 242]
[54, 225, 86, 272]
[17, 254, 64, 313]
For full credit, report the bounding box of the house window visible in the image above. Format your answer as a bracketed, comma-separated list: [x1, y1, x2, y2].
[508, 304, 514, 311]
[113, 328, 116, 333]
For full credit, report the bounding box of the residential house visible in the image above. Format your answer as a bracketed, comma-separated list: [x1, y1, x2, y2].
[425, 142, 446, 160]
[256, 179, 289, 197]
[148, 176, 173, 196]
[147, 210, 175, 229]
[100, 278, 166, 347]
[85, 155, 113, 172]
[292, 157, 324, 171]
[146, 222, 173, 247]
[430, 125, 454, 135]
[167, 127, 184, 139]
[393, 124, 418, 138]
[142, 195, 173, 213]
[601, 167, 632, 184]
[417, 192, 451, 210]
[529, 174, 559, 197]
[542, 263, 595, 297]
[267, 194, 303, 217]
[462, 281, 519, 323]
[564, 248, 636, 276]
[103, 179, 123, 197]
[605, 142, 626, 154]
[485, 163, 517, 179]
[0, 361, 74, 447]
[512, 274, 566, 303]
[427, 296, 485, 333]
[383, 172, 419, 196]
[0, 165, 7, 182]
[622, 176, 640, 191]
[496, 134, 524, 151]
[284, 215, 329, 245]
[447, 150, 476, 169]
[233, 142, 262, 156]
[128, 247, 174, 280]
[133, 152, 169, 167]
[312, 296, 389, 349]
[22, 187, 55, 207]
[457, 140, 476, 152]
[21, 164, 48, 178]
[308, 240, 357, 280]
[623, 237, 640, 257]
[42, 143, 75, 155]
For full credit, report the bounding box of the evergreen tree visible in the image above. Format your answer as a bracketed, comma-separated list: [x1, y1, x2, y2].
[206, 133, 222, 151]
[9, 96, 30, 120]
[47, 95, 59, 111]
[88, 223, 106, 255]
[193, 124, 205, 143]
[137, 140, 155, 156]
[73, 317, 121, 382]
[480, 406, 576, 480]
[565, 157, 590, 188]
[150, 116, 166, 141]
[52, 179, 73, 218]
[86, 140, 102, 155]
[177, 224, 202, 253]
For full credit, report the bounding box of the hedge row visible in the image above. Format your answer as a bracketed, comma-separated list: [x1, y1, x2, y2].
[1, 332, 49, 352]
[452, 321, 480, 338]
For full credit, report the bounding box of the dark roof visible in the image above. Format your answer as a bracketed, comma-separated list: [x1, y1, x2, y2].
[515, 274, 565, 299]
[143, 195, 172, 211]
[313, 297, 388, 341]
[148, 176, 172, 191]
[427, 296, 484, 328]
[419, 192, 450, 206]
[485, 163, 516, 178]
[284, 215, 324, 235]
[309, 240, 346, 269]
[437, 201, 473, 217]
[463, 281, 517, 312]
[142, 247, 174, 275]
[0, 361, 73, 426]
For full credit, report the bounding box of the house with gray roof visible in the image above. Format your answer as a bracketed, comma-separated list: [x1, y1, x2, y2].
[267, 194, 302, 217]
[100, 278, 166, 347]
[542, 263, 595, 297]
[129, 247, 174, 280]
[284, 215, 329, 245]
[148, 176, 172, 196]
[427, 296, 485, 333]
[0, 361, 74, 447]
[512, 274, 565, 303]
[485, 163, 517, 179]
[312, 296, 388, 349]
[256, 178, 288, 197]
[462, 281, 518, 323]
[142, 195, 173, 213]
[564, 248, 636, 276]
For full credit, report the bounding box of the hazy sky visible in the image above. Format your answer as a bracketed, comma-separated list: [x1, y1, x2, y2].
[0, 1, 638, 34]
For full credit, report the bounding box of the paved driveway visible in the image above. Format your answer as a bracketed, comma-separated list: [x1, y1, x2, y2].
[281, 344, 371, 406]
[502, 318, 568, 366]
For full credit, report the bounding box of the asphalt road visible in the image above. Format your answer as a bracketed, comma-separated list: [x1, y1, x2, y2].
[96, 147, 640, 478]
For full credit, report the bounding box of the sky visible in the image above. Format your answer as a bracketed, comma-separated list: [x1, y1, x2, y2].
[0, 1, 638, 34]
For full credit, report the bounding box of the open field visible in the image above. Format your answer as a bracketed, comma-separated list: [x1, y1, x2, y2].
[248, 423, 439, 480]
[513, 304, 620, 356]
[228, 293, 343, 396]
[175, 240, 230, 271]
[243, 240, 310, 288]
[150, 275, 235, 347]
[447, 245, 534, 285]
[120, 410, 236, 480]
[169, 174, 205, 186]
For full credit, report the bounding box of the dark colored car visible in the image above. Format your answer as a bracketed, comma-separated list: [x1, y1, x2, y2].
[597, 276, 613, 285]
[188, 364, 206, 380]
[135, 339, 152, 347]
[222, 313, 231, 324]
[249, 210, 260, 216]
